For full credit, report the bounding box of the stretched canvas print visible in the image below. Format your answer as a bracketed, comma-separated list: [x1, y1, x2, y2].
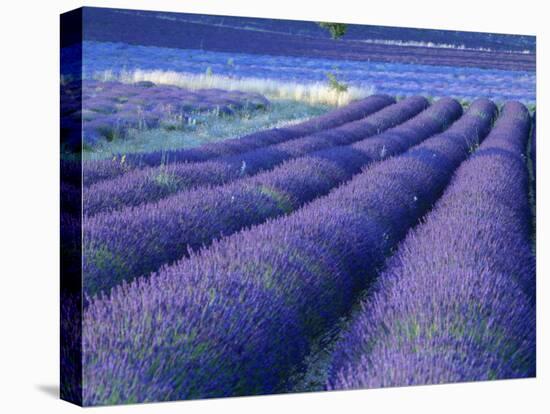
[60, 6, 536, 407]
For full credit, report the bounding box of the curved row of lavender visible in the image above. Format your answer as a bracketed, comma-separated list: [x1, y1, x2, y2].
[81, 95, 394, 185]
[82, 97, 457, 298]
[82, 99, 496, 405]
[328, 102, 535, 390]
[84, 96, 428, 216]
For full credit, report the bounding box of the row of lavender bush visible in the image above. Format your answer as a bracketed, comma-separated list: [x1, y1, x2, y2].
[83, 96, 428, 215]
[81, 99, 496, 405]
[82, 97, 458, 297]
[327, 102, 535, 390]
[81, 95, 394, 185]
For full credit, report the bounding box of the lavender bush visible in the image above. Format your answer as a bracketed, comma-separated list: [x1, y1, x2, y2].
[83, 96, 428, 215]
[77, 80, 270, 144]
[81, 99, 496, 405]
[328, 102, 535, 390]
[62, 79, 268, 151]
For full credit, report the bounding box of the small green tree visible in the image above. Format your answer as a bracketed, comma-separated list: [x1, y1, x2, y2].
[318, 22, 348, 40]
[326, 72, 348, 93]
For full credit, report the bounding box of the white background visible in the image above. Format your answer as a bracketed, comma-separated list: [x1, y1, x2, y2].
[0, 0, 547, 412]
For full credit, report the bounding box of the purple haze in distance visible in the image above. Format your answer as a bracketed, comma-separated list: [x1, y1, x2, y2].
[81, 8, 535, 71]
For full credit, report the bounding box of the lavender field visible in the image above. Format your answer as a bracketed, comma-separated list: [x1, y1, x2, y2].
[60, 7, 536, 407]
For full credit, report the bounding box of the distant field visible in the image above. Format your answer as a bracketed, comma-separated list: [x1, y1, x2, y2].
[63, 40, 534, 159]
[78, 41, 535, 104]
[81, 8, 535, 71]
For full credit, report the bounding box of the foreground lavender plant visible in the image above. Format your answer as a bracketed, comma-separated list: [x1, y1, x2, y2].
[81, 95, 394, 185]
[83, 97, 459, 297]
[83, 96, 428, 215]
[82, 99, 496, 405]
[328, 102, 535, 390]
